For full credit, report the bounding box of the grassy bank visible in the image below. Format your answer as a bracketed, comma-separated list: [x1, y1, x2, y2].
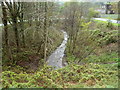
[93, 19, 120, 27]
[62, 19, 119, 88]
[2, 62, 118, 88]
[100, 14, 119, 20]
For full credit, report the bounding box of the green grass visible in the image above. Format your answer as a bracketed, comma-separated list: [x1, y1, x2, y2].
[101, 14, 118, 20]
[85, 52, 118, 64]
[93, 19, 120, 27]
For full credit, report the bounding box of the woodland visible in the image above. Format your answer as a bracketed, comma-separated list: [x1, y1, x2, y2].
[0, 1, 119, 88]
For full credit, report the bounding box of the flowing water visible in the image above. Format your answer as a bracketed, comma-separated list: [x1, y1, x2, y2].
[47, 30, 68, 69]
[0, 24, 3, 26]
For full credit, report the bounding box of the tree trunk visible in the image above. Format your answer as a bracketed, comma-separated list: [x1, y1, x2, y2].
[5, 2, 20, 52]
[44, 2, 48, 61]
[13, 17, 20, 52]
[2, 2, 13, 60]
[19, 13, 25, 47]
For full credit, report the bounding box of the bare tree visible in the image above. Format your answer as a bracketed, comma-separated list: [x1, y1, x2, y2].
[5, 1, 21, 52]
[63, 2, 98, 63]
[1, 2, 13, 60]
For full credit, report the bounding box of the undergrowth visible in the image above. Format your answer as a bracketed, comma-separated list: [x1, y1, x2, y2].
[2, 63, 118, 88]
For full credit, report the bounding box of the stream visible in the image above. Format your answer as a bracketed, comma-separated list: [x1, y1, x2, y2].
[47, 30, 68, 69]
[0, 24, 3, 26]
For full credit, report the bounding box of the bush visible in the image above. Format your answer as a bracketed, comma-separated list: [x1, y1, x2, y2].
[88, 8, 100, 19]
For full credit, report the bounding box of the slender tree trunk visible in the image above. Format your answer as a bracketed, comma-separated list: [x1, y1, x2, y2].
[5, 2, 20, 52]
[69, 10, 75, 54]
[2, 2, 12, 60]
[19, 13, 25, 47]
[44, 2, 48, 61]
[13, 17, 20, 52]
[72, 16, 82, 54]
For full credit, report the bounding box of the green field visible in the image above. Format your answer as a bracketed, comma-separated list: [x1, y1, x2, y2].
[93, 19, 120, 26]
[101, 14, 119, 20]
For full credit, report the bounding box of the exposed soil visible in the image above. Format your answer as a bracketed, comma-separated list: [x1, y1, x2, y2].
[17, 55, 40, 71]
